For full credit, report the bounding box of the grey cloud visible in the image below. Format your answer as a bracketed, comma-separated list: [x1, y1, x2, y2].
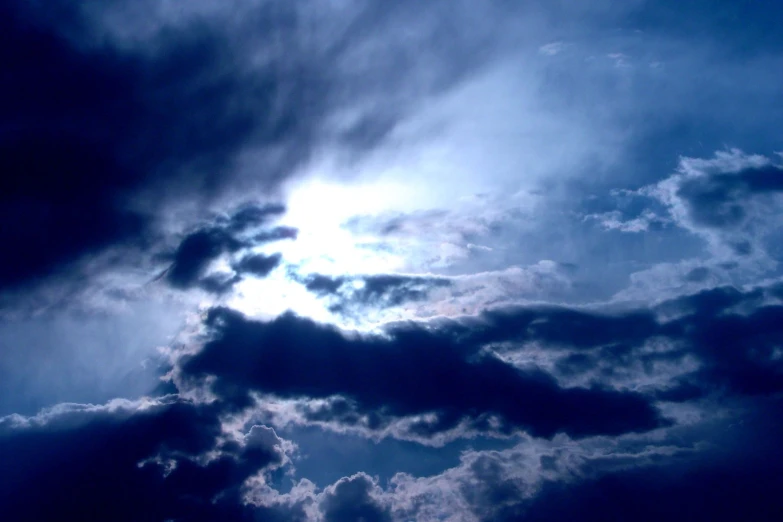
[2, 0, 512, 311]
[321, 473, 392, 522]
[4, 2, 783, 521]
[589, 150, 783, 301]
[586, 209, 670, 233]
[254, 226, 299, 243]
[0, 0, 312, 295]
[299, 273, 452, 312]
[384, 397, 783, 521]
[226, 203, 287, 234]
[623, 150, 783, 259]
[558, 283, 783, 398]
[176, 307, 667, 439]
[297, 262, 576, 321]
[514, 401, 783, 522]
[172, 280, 783, 446]
[165, 228, 243, 290]
[683, 266, 711, 283]
[161, 204, 292, 293]
[0, 396, 294, 521]
[234, 253, 283, 278]
[196, 272, 243, 295]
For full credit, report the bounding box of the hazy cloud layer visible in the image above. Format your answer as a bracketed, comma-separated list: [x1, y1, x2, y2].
[2, 0, 783, 520]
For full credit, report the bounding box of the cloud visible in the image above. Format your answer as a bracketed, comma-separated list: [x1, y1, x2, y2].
[513, 402, 783, 522]
[7, 390, 779, 521]
[165, 228, 243, 290]
[254, 226, 300, 243]
[427, 263, 576, 315]
[234, 253, 283, 278]
[176, 307, 666, 439]
[173, 279, 783, 446]
[295, 262, 576, 323]
[605, 150, 783, 261]
[1, 0, 504, 304]
[586, 149, 783, 300]
[160, 204, 292, 293]
[663, 287, 783, 396]
[227, 204, 287, 233]
[381, 394, 783, 521]
[0, 0, 295, 291]
[320, 473, 392, 522]
[539, 41, 568, 56]
[586, 209, 669, 233]
[0, 396, 294, 521]
[342, 203, 517, 270]
[647, 149, 783, 255]
[3, 3, 783, 521]
[299, 273, 453, 313]
[196, 272, 243, 295]
[554, 283, 783, 399]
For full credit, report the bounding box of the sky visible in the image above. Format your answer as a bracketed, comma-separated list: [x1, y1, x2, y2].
[1, 0, 783, 520]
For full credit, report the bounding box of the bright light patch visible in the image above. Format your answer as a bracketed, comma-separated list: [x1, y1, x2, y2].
[276, 176, 414, 275]
[228, 175, 419, 323]
[226, 270, 331, 323]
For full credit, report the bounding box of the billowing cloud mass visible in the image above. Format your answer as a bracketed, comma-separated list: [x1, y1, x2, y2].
[176, 306, 666, 439]
[161, 204, 292, 293]
[1, 0, 289, 291]
[0, 397, 301, 521]
[2, 0, 783, 520]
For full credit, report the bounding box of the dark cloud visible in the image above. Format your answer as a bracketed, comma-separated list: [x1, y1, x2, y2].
[162, 205, 291, 292]
[524, 463, 783, 522]
[177, 281, 783, 442]
[197, 272, 243, 295]
[676, 164, 783, 230]
[304, 274, 347, 295]
[0, 0, 520, 312]
[166, 228, 243, 289]
[300, 273, 452, 312]
[179, 308, 666, 439]
[2, 280, 782, 522]
[675, 299, 783, 396]
[0, 397, 293, 521]
[379, 395, 783, 521]
[683, 266, 711, 282]
[4, 0, 478, 297]
[468, 306, 659, 349]
[0, 1, 301, 291]
[353, 275, 452, 306]
[514, 399, 783, 522]
[460, 453, 532, 520]
[321, 474, 392, 522]
[297, 397, 391, 433]
[456, 283, 783, 403]
[227, 204, 287, 233]
[545, 284, 783, 399]
[234, 253, 283, 278]
[606, 152, 783, 272]
[253, 226, 299, 244]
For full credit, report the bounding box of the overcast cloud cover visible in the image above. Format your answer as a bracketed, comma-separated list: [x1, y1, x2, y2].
[2, 0, 783, 520]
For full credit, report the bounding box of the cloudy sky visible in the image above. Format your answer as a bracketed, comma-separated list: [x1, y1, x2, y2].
[2, 0, 783, 520]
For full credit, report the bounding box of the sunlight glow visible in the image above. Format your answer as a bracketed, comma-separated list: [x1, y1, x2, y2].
[227, 175, 418, 323]
[276, 177, 413, 275]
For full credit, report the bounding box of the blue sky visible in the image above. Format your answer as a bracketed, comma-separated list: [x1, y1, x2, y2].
[1, 1, 782, 520]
